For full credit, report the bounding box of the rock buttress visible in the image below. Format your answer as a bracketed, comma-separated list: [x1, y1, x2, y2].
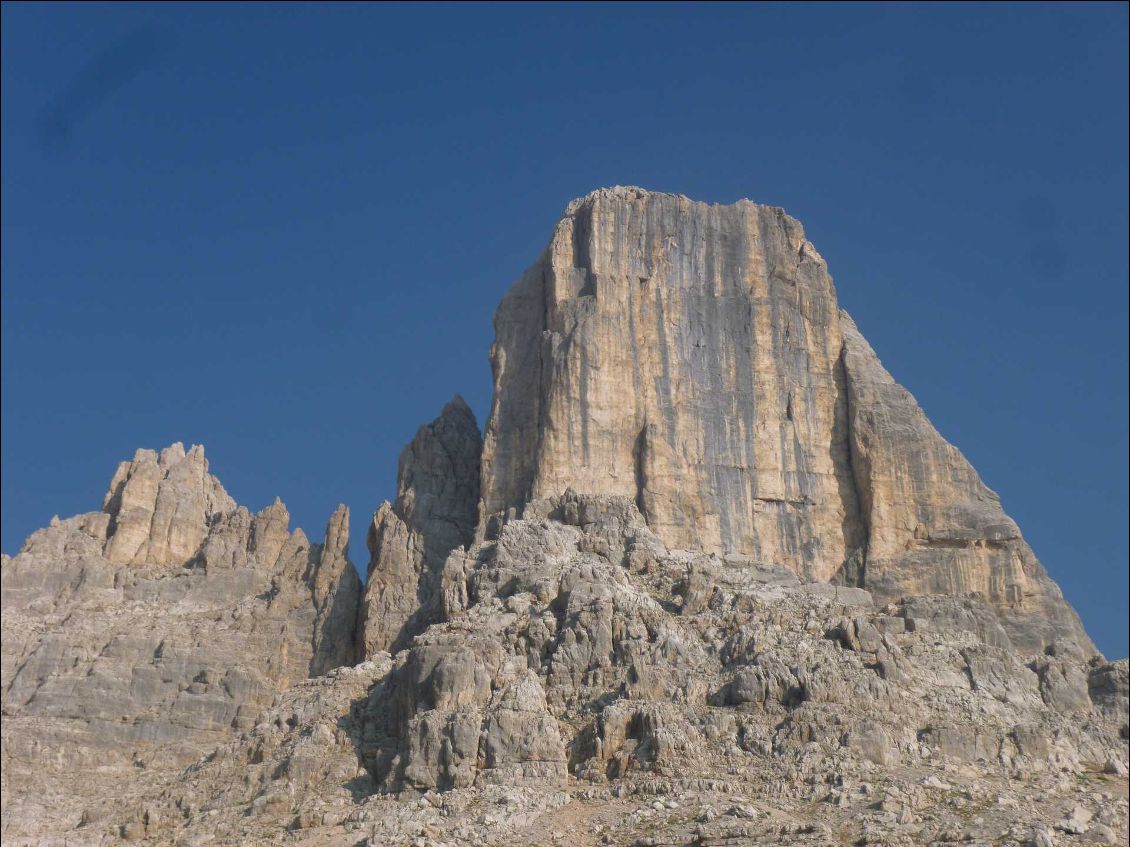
[478, 186, 1093, 654]
[356, 396, 483, 656]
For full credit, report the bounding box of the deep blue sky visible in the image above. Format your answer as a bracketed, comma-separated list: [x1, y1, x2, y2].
[2, 3, 1126, 656]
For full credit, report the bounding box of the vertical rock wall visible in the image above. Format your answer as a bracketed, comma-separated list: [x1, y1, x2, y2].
[481, 187, 863, 582]
[838, 315, 1089, 653]
[479, 187, 1092, 654]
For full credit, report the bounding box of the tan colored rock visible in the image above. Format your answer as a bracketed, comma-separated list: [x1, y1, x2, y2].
[1, 188, 1122, 847]
[480, 187, 1091, 654]
[102, 442, 236, 565]
[1, 484, 1126, 847]
[839, 314, 1092, 653]
[355, 501, 423, 656]
[481, 187, 862, 584]
[310, 505, 362, 676]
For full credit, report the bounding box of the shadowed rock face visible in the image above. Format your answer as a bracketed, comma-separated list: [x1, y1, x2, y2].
[356, 396, 483, 656]
[837, 316, 1090, 655]
[480, 187, 1091, 654]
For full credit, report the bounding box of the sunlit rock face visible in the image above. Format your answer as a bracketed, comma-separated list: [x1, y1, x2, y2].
[479, 187, 1090, 654]
[101, 443, 237, 566]
[0, 444, 361, 835]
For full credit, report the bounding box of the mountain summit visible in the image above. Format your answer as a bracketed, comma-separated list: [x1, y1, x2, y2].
[2, 190, 1125, 847]
[479, 187, 1088, 655]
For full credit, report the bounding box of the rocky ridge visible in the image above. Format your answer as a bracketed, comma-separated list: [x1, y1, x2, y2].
[1, 188, 1125, 847]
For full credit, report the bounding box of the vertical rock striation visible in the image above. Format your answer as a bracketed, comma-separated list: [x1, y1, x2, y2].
[481, 187, 862, 580]
[0, 187, 1121, 847]
[102, 443, 236, 566]
[838, 315, 1088, 654]
[310, 505, 362, 676]
[479, 187, 1091, 654]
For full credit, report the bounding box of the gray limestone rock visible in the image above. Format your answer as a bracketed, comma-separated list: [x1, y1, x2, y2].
[310, 505, 362, 676]
[480, 188, 863, 583]
[2, 484, 1126, 847]
[1088, 659, 1129, 734]
[839, 314, 1092, 654]
[356, 396, 483, 656]
[0, 188, 1123, 847]
[0, 445, 361, 844]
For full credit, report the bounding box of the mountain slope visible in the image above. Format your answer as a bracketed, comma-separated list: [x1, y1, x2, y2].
[1, 189, 1124, 847]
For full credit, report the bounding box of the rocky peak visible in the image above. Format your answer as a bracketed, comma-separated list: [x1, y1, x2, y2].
[356, 396, 483, 656]
[1, 444, 361, 785]
[479, 189, 1092, 655]
[309, 504, 361, 676]
[101, 442, 236, 566]
[395, 394, 482, 555]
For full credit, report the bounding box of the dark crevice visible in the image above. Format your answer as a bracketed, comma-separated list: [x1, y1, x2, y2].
[633, 425, 649, 523]
[572, 199, 596, 298]
[831, 341, 870, 588]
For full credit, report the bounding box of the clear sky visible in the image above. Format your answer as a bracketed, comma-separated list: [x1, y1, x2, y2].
[2, 3, 1126, 657]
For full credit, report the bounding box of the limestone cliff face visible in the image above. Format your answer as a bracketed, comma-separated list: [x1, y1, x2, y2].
[0, 189, 1124, 847]
[480, 187, 1090, 654]
[481, 187, 861, 580]
[838, 316, 1088, 655]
